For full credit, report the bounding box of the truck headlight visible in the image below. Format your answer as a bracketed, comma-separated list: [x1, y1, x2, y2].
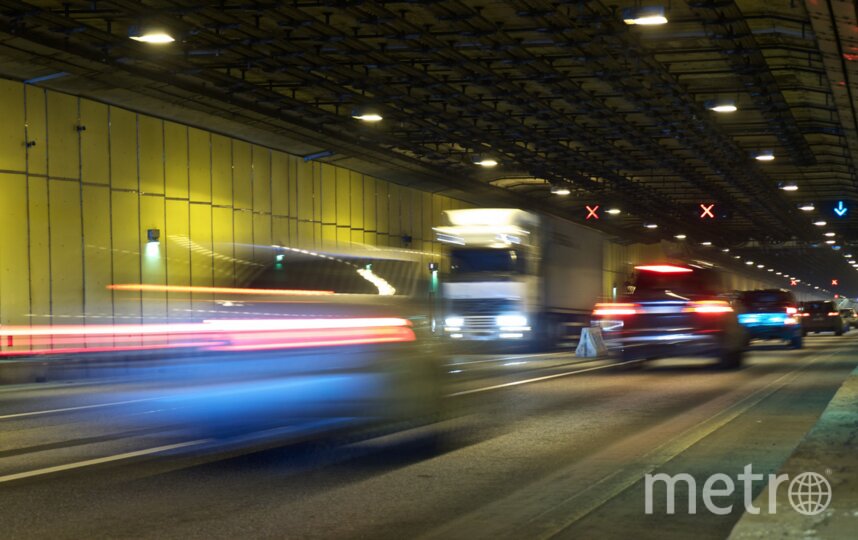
[445, 316, 464, 328]
[496, 314, 528, 327]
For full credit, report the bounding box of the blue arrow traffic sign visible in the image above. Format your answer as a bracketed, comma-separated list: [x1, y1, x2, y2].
[835, 201, 848, 217]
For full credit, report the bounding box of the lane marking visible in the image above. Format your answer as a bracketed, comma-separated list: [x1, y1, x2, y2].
[0, 398, 156, 421]
[445, 359, 642, 397]
[0, 440, 210, 484]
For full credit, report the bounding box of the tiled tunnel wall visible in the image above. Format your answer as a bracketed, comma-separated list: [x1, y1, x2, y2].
[0, 77, 781, 327]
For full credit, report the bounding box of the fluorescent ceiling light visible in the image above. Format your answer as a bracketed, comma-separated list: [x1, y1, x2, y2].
[814, 220, 827, 226]
[755, 150, 775, 161]
[745, 260, 754, 265]
[705, 99, 737, 113]
[721, 248, 730, 253]
[550, 185, 571, 196]
[351, 106, 383, 122]
[826, 240, 836, 244]
[644, 223, 658, 229]
[606, 208, 622, 215]
[674, 234, 686, 240]
[824, 232, 836, 237]
[622, 6, 668, 25]
[701, 241, 712, 246]
[128, 24, 175, 44]
[472, 155, 498, 167]
[798, 203, 815, 211]
[779, 182, 798, 191]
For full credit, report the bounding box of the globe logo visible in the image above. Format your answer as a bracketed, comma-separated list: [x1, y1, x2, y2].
[788, 472, 832, 516]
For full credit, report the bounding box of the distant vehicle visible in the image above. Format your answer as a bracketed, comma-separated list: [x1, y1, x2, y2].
[592, 263, 745, 369]
[798, 300, 846, 336]
[435, 208, 603, 350]
[839, 308, 857, 330]
[736, 289, 802, 349]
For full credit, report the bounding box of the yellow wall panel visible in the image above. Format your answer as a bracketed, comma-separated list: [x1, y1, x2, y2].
[271, 151, 289, 216]
[252, 145, 271, 213]
[188, 127, 211, 202]
[233, 210, 254, 283]
[80, 100, 109, 184]
[25, 86, 47, 176]
[350, 171, 364, 230]
[140, 195, 166, 321]
[164, 121, 188, 199]
[0, 174, 30, 325]
[296, 159, 313, 221]
[350, 229, 363, 246]
[27, 177, 50, 323]
[376, 181, 389, 234]
[189, 203, 213, 308]
[322, 224, 337, 250]
[47, 92, 79, 179]
[363, 176, 376, 231]
[139, 116, 164, 194]
[111, 190, 141, 322]
[288, 156, 299, 217]
[297, 221, 314, 250]
[423, 192, 434, 241]
[49, 180, 83, 323]
[165, 199, 191, 318]
[273, 216, 290, 246]
[109, 107, 138, 190]
[337, 226, 351, 248]
[0, 79, 25, 172]
[335, 167, 351, 227]
[388, 184, 401, 236]
[313, 164, 322, 222]
[212, 206, 234, 286]
[320, 163, 336, 224]
[211, 134, 231, 206]
[233, 140, 252, 209]
[82, 185, 112, 322]
[253, 213, 272, 263]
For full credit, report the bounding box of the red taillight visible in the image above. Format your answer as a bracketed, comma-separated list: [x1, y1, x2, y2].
[786, 307, 797, 315]
[593, 303, 638, 316]
[634, 265, 693, 273]
[684, 300, 733, 314]
[828, 312, 840, 317]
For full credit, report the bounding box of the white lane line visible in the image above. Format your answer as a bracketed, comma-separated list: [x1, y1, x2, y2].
[0, 439, 210, 484]
[445, 359, 642, 397]
[0, 398, 156, 420]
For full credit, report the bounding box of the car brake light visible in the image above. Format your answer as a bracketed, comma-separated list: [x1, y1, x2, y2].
[828, 312, 840, 317]
[685, 300, 733, 314]
[593, 303, 638, 316]
[786, 307, 797, 315]
[634, 265, 693, 273]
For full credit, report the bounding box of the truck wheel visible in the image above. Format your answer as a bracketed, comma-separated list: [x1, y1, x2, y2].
[789, 335, 803, 349]
[717, 348, 743, 370]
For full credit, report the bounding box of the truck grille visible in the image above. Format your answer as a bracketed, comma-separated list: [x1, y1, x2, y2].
[450, 298, 517, 316]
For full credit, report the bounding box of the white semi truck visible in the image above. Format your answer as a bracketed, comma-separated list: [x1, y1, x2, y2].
[434, 208, 604, 349]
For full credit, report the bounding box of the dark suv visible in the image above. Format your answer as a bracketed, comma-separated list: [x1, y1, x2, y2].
[736, 289, 802, 349]
[799, 301, 846, 336]
[593, 263, 745, 369]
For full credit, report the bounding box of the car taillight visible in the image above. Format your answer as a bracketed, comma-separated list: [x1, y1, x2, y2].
[684, 300, 733, 314]
[593, 303, 638, 316]
[828, 312, 840, 317]
[786, 307, 797, 315]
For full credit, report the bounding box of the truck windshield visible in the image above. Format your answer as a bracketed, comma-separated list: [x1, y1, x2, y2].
[450, 248, 525, 274]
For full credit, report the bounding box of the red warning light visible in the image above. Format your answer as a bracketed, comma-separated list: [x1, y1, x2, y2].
[832, 279, 839, 286]
[790, 280, 798, 286]
[586, 205, 600, 220]
[699, 203, 715, 219]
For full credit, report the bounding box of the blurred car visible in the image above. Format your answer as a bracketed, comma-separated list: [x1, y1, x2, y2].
[798, 300, 845, 336]
[736, 289, 802, 349]
[592, 263, 745, 369]
[839, 308, 857, 330]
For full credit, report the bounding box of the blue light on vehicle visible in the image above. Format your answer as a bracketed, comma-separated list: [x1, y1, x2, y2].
[738, 313, 797, 326]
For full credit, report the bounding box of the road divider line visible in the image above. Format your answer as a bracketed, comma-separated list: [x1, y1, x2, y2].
[0, 398, 157, 420]
[0, 440, 210, 484]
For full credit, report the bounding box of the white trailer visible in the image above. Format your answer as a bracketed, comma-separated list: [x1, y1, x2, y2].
[434, 208, 603, 349]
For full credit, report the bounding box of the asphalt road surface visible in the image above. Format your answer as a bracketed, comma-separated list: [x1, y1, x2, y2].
[2, 333, 856, 539]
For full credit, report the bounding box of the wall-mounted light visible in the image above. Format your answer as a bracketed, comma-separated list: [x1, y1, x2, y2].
[145, 228, 161, 258]
[705, 98, 737, 113]
[622, 5, 668, 25]
[128, 23, 175, 44]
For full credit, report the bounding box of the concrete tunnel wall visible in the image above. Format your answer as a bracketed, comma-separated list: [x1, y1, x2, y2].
[0, 77, 781, 329]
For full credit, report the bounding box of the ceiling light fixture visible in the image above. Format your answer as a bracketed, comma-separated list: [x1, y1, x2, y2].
[798, 203, 815, 211]
[471, 155, 498, 167]
[351, 105, 383, 122]
[814, 220, 827, 226]
[757, 264, 765, 268]
[550, 184, 571, 196]
[779, 182, 798, 191]
[826, 240, 836, 244]
[128, 23, 175, 44]
[745, 260, 754, 265]
[644, 223, 658, 229]
[755, 150, 775, 162]
[701, 241, 712, 246]
[622, 5, 668, 25]
[824, 232, 836, 237]
[674, 234, 686, 240]
[605, 208, 622, 215]
[705, 98, 737, 113]
[721, 248, 730, 253]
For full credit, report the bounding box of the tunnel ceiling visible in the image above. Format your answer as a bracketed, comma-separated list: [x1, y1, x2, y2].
[0, 0, 857, 295]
